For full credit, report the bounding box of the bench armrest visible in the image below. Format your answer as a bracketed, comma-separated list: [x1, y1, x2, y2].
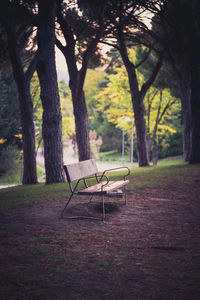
[100, 166, 130, 181]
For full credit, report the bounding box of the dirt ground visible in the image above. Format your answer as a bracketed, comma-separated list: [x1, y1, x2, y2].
[0, 180, 200, 299]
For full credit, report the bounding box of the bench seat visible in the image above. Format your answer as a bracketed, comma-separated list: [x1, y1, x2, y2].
[78, 180, 130, 195]
[61, 159, 130, 220]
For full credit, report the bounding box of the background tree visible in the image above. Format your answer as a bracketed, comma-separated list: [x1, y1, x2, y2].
[56, 0, 107, 161]
[145, 88, 179, 164]
[84, 68, 122, 153]
[181, 0, 200, 163]
[136, 47, 182, 162]
[149, 2, 191, 162]
[103, 0, 164, 166]
[0, 0, 37, 184]
[36, 0, 64, 183]
[95, 53, 180, 164]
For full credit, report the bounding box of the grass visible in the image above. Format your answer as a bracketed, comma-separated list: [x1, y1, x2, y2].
[0, 182, 65, 214]
[0, 164, 43, 185]
[0, 161, 200, 300]
[0, 160, 199, 213]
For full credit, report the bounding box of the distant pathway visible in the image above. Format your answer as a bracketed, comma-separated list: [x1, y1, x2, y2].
[0, 184, 17, 190]
[36, 141, 125, 179]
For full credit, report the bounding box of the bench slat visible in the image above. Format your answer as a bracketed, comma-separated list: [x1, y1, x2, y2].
[65, 159, 98, 182]
[78, 180, 130, 195]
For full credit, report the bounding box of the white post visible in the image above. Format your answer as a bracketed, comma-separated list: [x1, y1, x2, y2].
[130, 120, 134, 168]
[122, 129, 125, 163]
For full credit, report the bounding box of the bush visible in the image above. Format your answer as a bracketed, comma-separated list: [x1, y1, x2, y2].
[0, 145, 21, 176]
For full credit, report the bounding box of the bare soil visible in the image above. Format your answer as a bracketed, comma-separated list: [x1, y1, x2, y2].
[0, 180, 200, 299]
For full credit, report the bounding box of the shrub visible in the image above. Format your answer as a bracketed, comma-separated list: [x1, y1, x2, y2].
[0, 145, 21, 176]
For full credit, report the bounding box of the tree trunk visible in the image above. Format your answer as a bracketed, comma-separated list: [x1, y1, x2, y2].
[0, 1, 37, 184]
[68, 68, 91, 161]
[117, 31, 149, 166]
[132, 94, 149, 166]
[72, 89, 91, 161]
[189, 45, 200, 163]
[56, 11, 96, 162]
[178, 0, 200, 163]
[187, 0, 200, 163]
[179, 79, 191, 162]
[152, 145, 161, 166]
[37, 0, 64, 183]
[19, 83, 37, 184]
[146, 135, 153, 162]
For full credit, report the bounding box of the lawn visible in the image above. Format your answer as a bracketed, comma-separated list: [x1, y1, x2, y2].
[0, 162, 200, 299]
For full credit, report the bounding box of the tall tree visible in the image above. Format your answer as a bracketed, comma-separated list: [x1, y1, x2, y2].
[104, 0, 163, 166]
[151, 0, 200, 163]
[150, 1, 191, 161]
[0, 0, 37, 184]
[95, 60, 180, 164]
[56, 0, 106, 161]
[182, 0, 200, 163]
[37, 0, 64, 183]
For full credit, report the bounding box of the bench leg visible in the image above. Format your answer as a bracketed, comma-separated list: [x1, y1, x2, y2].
[102, 194, 105, 221]
[60, 193, 74, 218]
[124, 185, 127, 204]
[89, 194, 94, 203]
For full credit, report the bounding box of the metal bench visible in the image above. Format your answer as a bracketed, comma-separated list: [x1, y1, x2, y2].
[61, 159, 130, 220]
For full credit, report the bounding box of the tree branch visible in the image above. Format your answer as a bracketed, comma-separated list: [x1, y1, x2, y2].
[141, 53, 163, 97]
[25, 53, 37, 83]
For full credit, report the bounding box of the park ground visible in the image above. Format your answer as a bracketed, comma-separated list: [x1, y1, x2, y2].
[0, 162, 200, 299]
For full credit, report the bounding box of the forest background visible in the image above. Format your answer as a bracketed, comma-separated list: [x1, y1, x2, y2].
[0, 0, 199, 185]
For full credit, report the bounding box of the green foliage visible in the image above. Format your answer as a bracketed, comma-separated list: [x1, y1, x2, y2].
[0, 71, 21, 150]
[0, 145, 22, 183]
[91, 49, 182, 159]
[61, 2, 105, 68]
[85, 68, 122, 152]
[84, 68, 107, 117]
[136, 47, 180, 98]
[58, 80, 76, 142]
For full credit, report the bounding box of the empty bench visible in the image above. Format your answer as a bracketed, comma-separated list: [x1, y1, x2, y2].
[61, 159, 130, 220]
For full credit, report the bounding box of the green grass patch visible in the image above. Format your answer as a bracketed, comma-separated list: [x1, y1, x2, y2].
[0, 161, 199, 213]
[100, 161, 199, 189]
[0, 164, 44, 185]
[0, 182, 66, 213]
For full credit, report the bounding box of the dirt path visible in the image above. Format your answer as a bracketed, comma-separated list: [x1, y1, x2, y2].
[0, 181, 200, 299]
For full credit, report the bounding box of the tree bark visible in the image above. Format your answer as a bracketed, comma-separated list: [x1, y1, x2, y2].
[179, 77, 191, 162]
[19, 82, 38, 184]
[189, 45, 200, 163]
[56, 2, 106, 161]
[133, 93, 149, 166]
[168, 47, 191, 162]
[117, 26, 162, 166]
[73, 89, 91, 161]
[186, 0, 200, 163]
[37, 0, 64, 183]
[56, 32, 91, 162]
[0, 1, 37, 184]
[152, 145, 161, 166]
[63, 47, 91, 161]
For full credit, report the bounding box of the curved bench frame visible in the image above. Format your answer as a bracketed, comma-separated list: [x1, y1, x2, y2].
[61, 159, 130, 220]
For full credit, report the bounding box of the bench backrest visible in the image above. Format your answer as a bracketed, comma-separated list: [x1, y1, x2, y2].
[63, 159, 98, 183]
